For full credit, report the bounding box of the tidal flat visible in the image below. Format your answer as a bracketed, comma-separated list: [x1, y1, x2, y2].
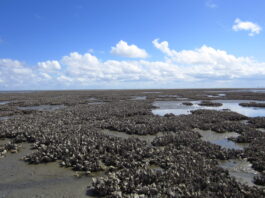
[1, 89, 265, 197]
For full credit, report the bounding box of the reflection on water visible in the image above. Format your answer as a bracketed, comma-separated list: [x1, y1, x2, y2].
[207, 89, 265, 93]
[0, 142, 95, 198]
[152, 100, 265, 117]
[207, 93, 226, 98]
[219, 159, 259, 187]
[88, 101, 105, 105]
[0, 101, 10, 105]
[194, 129, 247, 150]
[0, 116, 12, 121]
[143, 91, 161, 94]
[130, 96, 147, 100]
[18, 105, 65, 111]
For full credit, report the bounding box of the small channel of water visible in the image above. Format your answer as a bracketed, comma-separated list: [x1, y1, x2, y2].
[194, 129, 248, 150]
[152, 100, 265, 117]
[219, 159, 259, 187]
[17, 105, 65, 111]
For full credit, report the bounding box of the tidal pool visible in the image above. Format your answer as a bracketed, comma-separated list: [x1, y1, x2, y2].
[194, 129, 247, 150]
[0, 116, 12, 121]
[18, 105, 65, 111]
[152, 100, 265, 117]
[219, 159, 259, 187]
[0, 142, 95, 198]
[0, 101, 10, 105]
[207, 93, 226, 98]
[130, 96, 147, 100]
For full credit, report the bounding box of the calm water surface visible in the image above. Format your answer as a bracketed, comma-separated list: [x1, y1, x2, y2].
[152, 100, 265, 117]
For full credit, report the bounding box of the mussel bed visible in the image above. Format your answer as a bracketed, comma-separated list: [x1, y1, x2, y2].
[1, 89, 265, 197]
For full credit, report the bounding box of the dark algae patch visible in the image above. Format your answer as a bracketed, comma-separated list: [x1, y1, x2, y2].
[1, 89, 265, 197]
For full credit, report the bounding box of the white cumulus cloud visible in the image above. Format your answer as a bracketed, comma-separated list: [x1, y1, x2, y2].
[38, 60, 61, 72]
[1, 39, 265, 89]
[111, 40, 148, 58]
[232, 18, 262, 36]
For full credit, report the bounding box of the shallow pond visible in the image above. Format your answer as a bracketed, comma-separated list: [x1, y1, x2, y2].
[130, 96, 147, 100]
[0, 116, 12, 121]
[152, 100, 265, 117]
[219, 159, 259, 187]
[87, 101, 105, 105]
[0, 101, 10, 105]
[207, 89, 265, 93]
[207, 93, 226, 98]
[143, 91, 161, 94]
[194, 129, 248, 150]
[0, 142, 95, 198]
[18, 105, 65, 111]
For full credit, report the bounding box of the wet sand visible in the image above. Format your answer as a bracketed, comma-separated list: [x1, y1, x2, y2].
[0, 141, 94, 198]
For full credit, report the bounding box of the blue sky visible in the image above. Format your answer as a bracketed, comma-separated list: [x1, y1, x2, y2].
[0, 0, 265, 90]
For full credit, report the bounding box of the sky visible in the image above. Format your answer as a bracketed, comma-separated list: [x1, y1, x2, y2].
[0, 0, 265, 90]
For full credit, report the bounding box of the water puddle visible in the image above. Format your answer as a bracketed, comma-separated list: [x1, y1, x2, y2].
[207, 93, 226, 98]
[158, 95, 177, 97]
[152, 100, 265, 117]
[87, 101, 105, 105]
[101, 129, 166, 145]
[18, 105, 65, 111]
[0, 101, 10, 105]
[143, 91, 161, 94]
[219, 159, 259, 187]
[257, 128, 265, 133]
[0, 142, 95, 198]
[0, 116, 13, 121]
[130, 96, 147, 100]
[207, 89, 265, 93]
[87, 97, 98, 101]
[194, 129, 247, 150]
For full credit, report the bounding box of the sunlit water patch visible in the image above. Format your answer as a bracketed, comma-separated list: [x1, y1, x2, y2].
[18, 105, 65, 111]
[194, 129, 247, 150]
[207, 93, 226, 98]
[0, 101, 10, 105]
[219, 159, 259, 187]
[0, 116, 13, 121]
[152, 100, 265, 117]
[0, 142, 96, 198]
[130, 96, 147, 100]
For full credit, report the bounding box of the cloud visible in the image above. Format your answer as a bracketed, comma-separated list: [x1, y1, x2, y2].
[38, 60, 61, 72]
[1, 40, 265, 89]
[111, 40, 148, 58]
[205, 0, 217, 8]
[232, 18, 262, 36]
[153, 39, 265, 79]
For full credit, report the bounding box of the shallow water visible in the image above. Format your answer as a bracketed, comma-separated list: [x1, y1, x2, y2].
[88, 101, 105, 105]
[18, 105, 65, 111]
[207, 89, 265, 93]
[219, 159, 259, 187]
[257, 128, 265, 133]
[130, 96, 147, 100]
[0, 101, 10, 105]
[0, 142, 94, 198]
[152, 100, 265, 117]
[207, 93, 226, 98]
[194, 129, 248, 150]
[0, 116, 12, 121]
[143, 91, 161, 94]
